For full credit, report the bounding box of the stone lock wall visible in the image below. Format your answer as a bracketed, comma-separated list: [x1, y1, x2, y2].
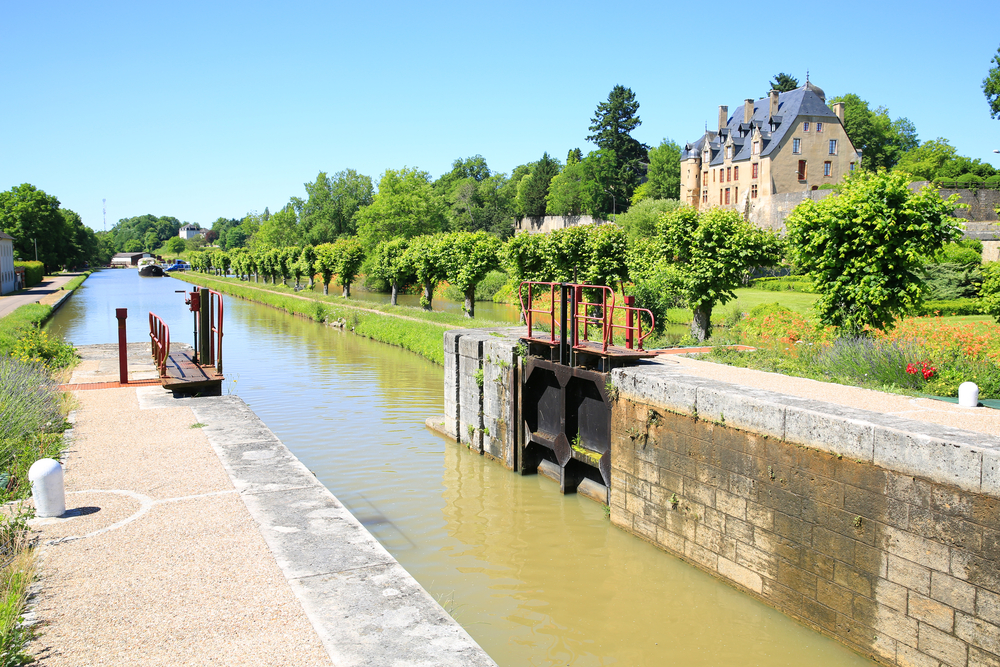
[609, 363, 1000, 667]
[443, 329, 520, 468]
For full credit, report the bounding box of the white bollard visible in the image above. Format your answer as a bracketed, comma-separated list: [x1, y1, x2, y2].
[28, 458, 65, 518]
[958, 382, 980, 408]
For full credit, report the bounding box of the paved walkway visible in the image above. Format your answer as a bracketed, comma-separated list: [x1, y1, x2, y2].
[0, 273, 81, 318]
[27, 345, 333, 666]
[658, 355, 1000, 438]
[26, 344, 497, 667]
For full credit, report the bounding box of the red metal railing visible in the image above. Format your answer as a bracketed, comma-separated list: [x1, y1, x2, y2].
[519, 281, 655, 353]
[148, 312, 170, 377]
[518, 281, 562, 344]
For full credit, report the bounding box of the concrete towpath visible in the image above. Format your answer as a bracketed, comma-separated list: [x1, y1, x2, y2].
[0, 273, 81, 319]
[28, 343, 496, 666]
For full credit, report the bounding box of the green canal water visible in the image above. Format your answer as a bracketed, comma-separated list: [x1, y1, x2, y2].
[47, 269, 871, 667]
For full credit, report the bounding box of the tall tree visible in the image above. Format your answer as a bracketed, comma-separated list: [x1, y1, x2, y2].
[644, 139, 682, 200]
[355, 167, 448, 251]
[516, 153, 561, 217]
[768, 73, 799, 93]
[0, 184, 67, 269]
[296, 169, 374, 244]
[587, 85, 648, 208]
[984, 45, 1000, 119]
[829, 94, 917, 172]
[434, 155, 491, 196]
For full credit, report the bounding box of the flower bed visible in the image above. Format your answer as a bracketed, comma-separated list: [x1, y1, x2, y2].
[706, 306, 1000, 399]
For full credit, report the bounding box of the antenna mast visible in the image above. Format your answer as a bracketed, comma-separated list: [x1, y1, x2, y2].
[103, 199, 107, 231]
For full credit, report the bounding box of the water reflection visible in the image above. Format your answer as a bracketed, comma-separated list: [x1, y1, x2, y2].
[46, 270, 871, 666]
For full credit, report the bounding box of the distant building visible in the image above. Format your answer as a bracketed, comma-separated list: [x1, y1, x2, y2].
[179, 224, 203, 240]
[110, 252, 150, 267]
[0, 232, 15, 294]
[679, 80, 862, 212]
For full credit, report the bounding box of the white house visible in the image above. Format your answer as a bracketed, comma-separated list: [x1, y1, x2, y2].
[179, 224, 203, 240]
[0, 232, 15, 295]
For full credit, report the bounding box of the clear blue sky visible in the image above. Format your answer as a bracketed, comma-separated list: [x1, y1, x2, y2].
[3, 0, 999, 232]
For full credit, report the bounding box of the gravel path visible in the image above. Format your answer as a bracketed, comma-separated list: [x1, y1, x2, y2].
[27, 354, 333, 666]
[658, 354, 1000, 437]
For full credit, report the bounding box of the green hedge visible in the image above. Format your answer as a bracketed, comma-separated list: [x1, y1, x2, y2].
[13, 262, 43, 287]
[911, 298, 983, 316]
[750, 276, 816, 293]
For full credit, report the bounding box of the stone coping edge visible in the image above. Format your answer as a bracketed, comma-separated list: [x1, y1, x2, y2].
[136, 387, 498, 667]
[609, 362, 1000, 498]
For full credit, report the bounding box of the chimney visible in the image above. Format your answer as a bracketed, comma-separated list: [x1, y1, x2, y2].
[744, 99, 754, 124]
[832, 102, 845, 123]
[718, 105, 729, 132]
[769, 90, 779, 119]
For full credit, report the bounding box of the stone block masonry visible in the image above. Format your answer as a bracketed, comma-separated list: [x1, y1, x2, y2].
[443, 328, 523, 469]
[610, 362, 1000, 667]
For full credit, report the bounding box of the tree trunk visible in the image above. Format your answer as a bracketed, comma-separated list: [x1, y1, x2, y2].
[464, 286, 475, 318]
[390, 284, 398, 306]
[343, 282, 351, 298]
[422, 282, 434, 311]
[691, 303, 713, 342]
[323, 282, 329, 296]
[308, 275, 314, 288]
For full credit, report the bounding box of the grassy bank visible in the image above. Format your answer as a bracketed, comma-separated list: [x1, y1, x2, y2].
[0, 272, 90, 662]
[172, 274, 515, 365]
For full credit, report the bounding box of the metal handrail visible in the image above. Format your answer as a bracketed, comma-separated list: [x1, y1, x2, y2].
[571, 284, 616, 352]
[610, 296, 655, 351]
[519, 281, 657, 354]
[518, 281, 561, 343]
[148, 312, 170, 377]
[206, 289, 224, 374]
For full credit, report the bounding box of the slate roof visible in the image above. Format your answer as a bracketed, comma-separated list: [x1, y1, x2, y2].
[0, 232, 13, 241]
[682, 84, 840, 167]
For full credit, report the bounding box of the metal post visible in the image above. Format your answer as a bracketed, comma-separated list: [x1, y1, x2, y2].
[199, 288, 210, 367]
[115, 308, 128, 384]
[625, 295, 635, 350]
[571, 286, 580, 365]
[559, 283, 568, 366]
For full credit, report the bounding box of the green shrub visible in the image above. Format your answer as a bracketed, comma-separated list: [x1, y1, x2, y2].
[625, 261, 684, 332]
[920, 264, 982, 300]
[982, 262, 1000, 322]
[750, 276, 816, 293]
[929, 240, 982, 265]
[911, 298, 983, 316]
[13, 262, 43, 287]
[955, 174, 984, 188]
[985, 174, 1000, 189]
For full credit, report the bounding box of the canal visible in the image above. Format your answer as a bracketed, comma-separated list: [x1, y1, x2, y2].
[48, 269, 871, 667]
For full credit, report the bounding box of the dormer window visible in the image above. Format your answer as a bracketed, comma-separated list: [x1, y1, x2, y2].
[752, 141, 760, 155]
[726, 146, 733, 159]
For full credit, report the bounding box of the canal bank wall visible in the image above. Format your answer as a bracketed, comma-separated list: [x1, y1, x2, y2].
[445, 329, 1000, 667]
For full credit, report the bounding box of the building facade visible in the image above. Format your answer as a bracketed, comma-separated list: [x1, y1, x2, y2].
[179, 224, 203, 240]
[0, 232, 15, 295]
[679, 81, 861, 212]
